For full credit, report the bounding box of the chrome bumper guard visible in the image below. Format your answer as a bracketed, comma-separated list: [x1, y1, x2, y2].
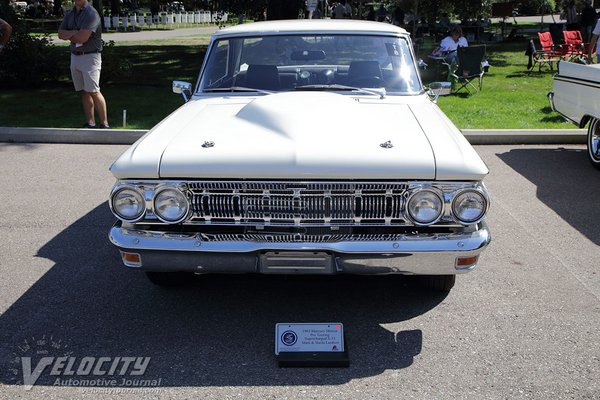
[109, 222, 491, 275]
[548, 92, 556, 112]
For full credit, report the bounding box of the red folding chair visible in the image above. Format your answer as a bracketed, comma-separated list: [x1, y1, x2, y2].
[563, 30, 586, 61]
[530, 32, 568, 71]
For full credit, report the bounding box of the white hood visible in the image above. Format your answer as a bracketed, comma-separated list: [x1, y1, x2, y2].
[111, 92, 488, 181]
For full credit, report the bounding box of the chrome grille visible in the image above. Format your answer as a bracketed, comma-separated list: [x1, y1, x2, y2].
[186, 181, 409, 227]
[200, 233, 406, 243]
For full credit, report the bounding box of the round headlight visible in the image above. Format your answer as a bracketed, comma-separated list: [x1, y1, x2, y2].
[153, 187, 189, 223]
[407, 189, 444, 225]
[111, 187, 145, 221]
[452, 190, 488, 224]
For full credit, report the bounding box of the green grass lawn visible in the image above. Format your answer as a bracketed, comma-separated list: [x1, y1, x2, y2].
[0, 38, 573, 129]
[418, 40, 573, 129]
[0, 40, 206, 129]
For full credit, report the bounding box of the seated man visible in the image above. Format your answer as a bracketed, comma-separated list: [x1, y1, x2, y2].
[435, 25, 469, 64]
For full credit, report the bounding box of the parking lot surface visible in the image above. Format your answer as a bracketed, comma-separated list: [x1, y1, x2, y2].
[0, 143, 598, 399]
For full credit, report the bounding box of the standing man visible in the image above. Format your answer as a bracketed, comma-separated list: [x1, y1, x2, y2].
[343, 0, 352, 18]
[580, 0, 597, 42]
[0, 18, 12, 53]
[588, 19, 600, 64]
[333, 2, 346, 19]
[58, 0, 109, 128]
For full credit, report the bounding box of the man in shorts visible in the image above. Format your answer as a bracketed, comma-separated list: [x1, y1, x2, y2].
[58, 0, 109, 128]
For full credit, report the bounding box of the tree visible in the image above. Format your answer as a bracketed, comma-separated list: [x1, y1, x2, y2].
[389, 0, 493, 24]
[219, 0, 268, 20]
[0, 0, 15, 25]
[92, 0, 104, 18]
[266, 0, 302, 20]
[110, 0, 121, 15]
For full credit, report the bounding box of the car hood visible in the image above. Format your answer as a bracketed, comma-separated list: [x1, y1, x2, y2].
[111, 92, 488, 181]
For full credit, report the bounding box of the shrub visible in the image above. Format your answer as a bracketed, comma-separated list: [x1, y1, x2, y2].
[99, 40, 133, 85]
[0, 21, 62, 87]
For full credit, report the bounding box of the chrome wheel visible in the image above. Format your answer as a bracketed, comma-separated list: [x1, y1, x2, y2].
[588, 118, 600, 170]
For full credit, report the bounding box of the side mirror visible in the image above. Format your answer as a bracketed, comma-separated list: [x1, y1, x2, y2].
[428, 81, 451, 103]
[172, 81, 192, 102]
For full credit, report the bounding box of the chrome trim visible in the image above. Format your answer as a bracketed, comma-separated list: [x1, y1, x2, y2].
[405, 187, 445, 226]
[195, 33, 423, 97]
[108, 221, 491, 275]
[172, 80, 192, 102]
[110, 221, 490, 254]
[212, 30, 409, 40]
[547, 92, 556, 112]
[553, 76, 600, 90]
[588, 118, 600, 164]
[110, 180, 489, 228]
[109, 185, 146, 223]
[200, 233, 409, 243]
[152, 186, 191, 224]
[450, 188, 490, 225]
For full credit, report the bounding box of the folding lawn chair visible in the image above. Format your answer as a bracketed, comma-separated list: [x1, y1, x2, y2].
[538, 32, 569, 58]
[450, 45, 486, 95]
[563, 30, 586, 62]
[525, 33, 565, 71]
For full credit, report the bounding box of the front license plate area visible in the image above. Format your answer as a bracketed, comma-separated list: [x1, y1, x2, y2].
[260, 251, 334, 274]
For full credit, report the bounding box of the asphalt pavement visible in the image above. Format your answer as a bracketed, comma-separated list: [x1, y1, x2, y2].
[0, 143, 598, 399]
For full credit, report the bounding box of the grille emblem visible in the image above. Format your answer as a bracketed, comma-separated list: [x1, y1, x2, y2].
[380, 140, 393, 149]
[202, 141, 215, 148]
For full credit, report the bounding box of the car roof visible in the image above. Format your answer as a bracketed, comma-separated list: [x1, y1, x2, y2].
[214, 19, 409, 38]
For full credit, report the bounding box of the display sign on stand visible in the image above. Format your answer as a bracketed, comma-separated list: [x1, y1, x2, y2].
[275, 323, 349, 367]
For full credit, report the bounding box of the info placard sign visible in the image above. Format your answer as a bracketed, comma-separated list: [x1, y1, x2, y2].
[275, 323, 344, 355]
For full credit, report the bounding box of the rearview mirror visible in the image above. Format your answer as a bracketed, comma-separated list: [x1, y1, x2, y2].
[172, 80, 192, 102]
[290, 50, 326, 61]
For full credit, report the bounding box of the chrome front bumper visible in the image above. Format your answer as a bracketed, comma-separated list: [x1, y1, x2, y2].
[109, 222, 491, 275]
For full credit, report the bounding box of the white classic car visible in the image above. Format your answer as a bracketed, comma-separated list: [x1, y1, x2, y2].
[108, 20, 491, 292]
[549, 61, 600, 169]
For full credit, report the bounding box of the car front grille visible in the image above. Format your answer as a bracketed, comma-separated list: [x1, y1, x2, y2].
[199, 233, 407, 242]
[187, 181, 410, 227]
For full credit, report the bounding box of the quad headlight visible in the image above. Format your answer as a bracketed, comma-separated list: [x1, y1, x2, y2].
[452, 189, 488, 224]
[407, 189, 444, 225]
[110, 187, 146, 222]
[153, 187, 190, 223]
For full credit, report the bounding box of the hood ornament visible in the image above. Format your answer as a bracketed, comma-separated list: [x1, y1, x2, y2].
[202, 141, 215, 148]
[380, 140, 393, 149]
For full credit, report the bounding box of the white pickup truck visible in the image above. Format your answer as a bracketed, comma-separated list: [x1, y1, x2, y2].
[549, 61, 600, 169]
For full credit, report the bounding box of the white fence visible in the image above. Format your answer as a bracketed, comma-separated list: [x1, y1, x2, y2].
[103, 11, 228, 30]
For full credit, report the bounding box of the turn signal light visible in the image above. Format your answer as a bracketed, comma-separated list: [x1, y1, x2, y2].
[455, 255, 479, 270]
[121, 252, 142, 268]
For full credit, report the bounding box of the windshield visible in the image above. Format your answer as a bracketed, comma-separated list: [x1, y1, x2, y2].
[199, 34, 422, 94]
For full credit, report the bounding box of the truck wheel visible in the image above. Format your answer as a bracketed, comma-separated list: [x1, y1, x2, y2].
[419, 275, 456, 292]
[588, 118, 600, 169]
[145, 271, 192, 286]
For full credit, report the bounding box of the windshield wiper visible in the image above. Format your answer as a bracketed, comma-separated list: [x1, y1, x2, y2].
[203, 86, 273, 95]
[294, 84, 386, 99]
